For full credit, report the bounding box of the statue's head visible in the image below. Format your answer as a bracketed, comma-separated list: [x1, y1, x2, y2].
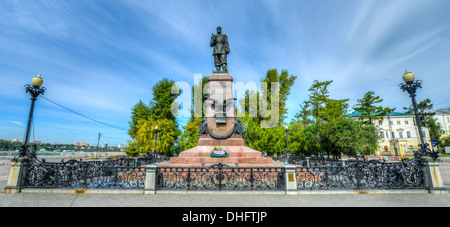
[217, 26, 222, 34]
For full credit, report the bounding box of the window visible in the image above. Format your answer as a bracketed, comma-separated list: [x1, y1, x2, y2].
[380, 132, 384, 138]
[378, 121, 383, 125]
[407, 131, 411, 138]
[422, 131, 426, 137]
[390, 121, 393, 125]
[397, 121, 401, 125]
[405, 120, 409, 125]
[391, 132, 395, 138]
[399, 132, 403, 138]
[386, 131, 389, 139]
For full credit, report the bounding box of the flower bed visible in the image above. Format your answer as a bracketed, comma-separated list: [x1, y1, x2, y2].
[210, 146, 229, 158]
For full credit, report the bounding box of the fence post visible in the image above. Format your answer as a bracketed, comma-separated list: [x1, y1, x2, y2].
[144, 164, 158, 195]
[339, 159, 348, 166]
[421, 156, 447, 195]
[3, 157, 29, 194]
[306, 157, 311, 167]
[284, 164, 298, 195]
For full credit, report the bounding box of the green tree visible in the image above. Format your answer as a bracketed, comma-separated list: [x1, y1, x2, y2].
[128, 100, 151, 139]
[287, 121, 307, 156]
[241, 117, 285, 155]
[239, 69, 297, 156]
[149, 78, 180, 121]
[296, 80, 349, 157]
[353, 91, 395, 124]
[403, 99, 444, 149]
[126, 118, 179, 156]
[178, 117, 202, 151]
[240, 69, 296, 124]
[304, 80, 333, 121]
[441, 135, 450, 147]
[427, 117, 444, 149]
[127, 78, 181, 156]
[329, 117, 379, 159]
[403, 98, 434, 126]
[177, 76, 209, 151]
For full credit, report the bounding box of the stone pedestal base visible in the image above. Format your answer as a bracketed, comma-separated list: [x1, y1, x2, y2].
[163, 145, 274, 167]
[3, 158, 28, 194]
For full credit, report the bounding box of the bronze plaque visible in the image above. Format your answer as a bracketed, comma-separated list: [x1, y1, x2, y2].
[288, 173, 295, 182]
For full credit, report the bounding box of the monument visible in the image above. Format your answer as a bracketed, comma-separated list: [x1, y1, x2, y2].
[164, 26, 274, 167]
[210, 26, 230, 72]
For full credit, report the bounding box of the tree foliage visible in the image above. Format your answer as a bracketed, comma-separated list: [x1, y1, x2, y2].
[149, 78, 179, 121]
[241, 117, 286, 155]
[128, 100, 151, 139]
[177, 76, 209, 151]
[403, 98, 444, 148]
[126, 118, 179, 156]
[442, 135, 450, 147]
[292, 80, 379, 159]
[353, 91, 395, 124]
[126, 78, 181, 156]
[239, 69, 297, 156]
[403, 98, 434, 127]
[178, 117, 202, 151]
[240, 69, 296, 124]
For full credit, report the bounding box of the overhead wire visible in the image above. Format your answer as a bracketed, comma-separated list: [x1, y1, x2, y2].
[41, 96, 128, 131]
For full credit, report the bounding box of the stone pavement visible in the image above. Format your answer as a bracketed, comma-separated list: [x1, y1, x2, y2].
[1, 158, 450, 207]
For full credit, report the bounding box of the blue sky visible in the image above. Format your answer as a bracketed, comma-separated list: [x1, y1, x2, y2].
[1, 0, 449, 146]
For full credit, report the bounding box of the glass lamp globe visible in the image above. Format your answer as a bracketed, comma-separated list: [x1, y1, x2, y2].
[32, 74, 44, 87]
[402, 70, 415, 83]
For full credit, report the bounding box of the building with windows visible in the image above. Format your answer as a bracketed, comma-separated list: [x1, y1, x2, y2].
[433, 107, 450, 138]
[74, 142, 90, 147]
[346, 111, 431, 157]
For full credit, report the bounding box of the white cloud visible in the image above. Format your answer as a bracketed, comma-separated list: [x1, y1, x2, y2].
[10, 121, 25, 127]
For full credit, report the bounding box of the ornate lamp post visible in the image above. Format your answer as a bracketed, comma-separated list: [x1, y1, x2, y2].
[18, 75, 46, 160]
[399, 70, 438, 160]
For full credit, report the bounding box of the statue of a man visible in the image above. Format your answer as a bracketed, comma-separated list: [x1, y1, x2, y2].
[210, 26, 230, 72]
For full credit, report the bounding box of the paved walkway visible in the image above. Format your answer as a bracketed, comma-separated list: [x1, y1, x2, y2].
[1, 157, 450, 207]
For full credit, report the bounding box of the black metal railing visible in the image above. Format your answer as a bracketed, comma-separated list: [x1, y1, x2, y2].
[21, 155, 426, 192]
[22, 157, 154, 189]
[288, 156, 359, 167]
[156, 163, 285, 191]
[294, 159, 424, 190]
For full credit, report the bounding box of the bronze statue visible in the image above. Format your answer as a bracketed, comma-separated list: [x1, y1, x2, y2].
[210, 26, 230, 72]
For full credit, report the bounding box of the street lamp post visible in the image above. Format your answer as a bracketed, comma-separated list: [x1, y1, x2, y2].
[18, 75, 46, 160]
[399, 70, 438, 160]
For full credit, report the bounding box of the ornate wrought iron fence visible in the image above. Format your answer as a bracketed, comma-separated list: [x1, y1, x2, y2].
[22, 157, 154, 189]
[156, 163, 285, 191]
[289, 156, 359, 167]
[295, 159, 424, 190]
[21, 156, 426, 192]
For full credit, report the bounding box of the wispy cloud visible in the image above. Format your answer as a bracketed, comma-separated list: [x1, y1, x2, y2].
[10, 121, 25, 127]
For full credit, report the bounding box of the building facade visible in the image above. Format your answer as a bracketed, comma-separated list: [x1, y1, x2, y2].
[433, 107, 450, 138]
[347, 111, 431, 157]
